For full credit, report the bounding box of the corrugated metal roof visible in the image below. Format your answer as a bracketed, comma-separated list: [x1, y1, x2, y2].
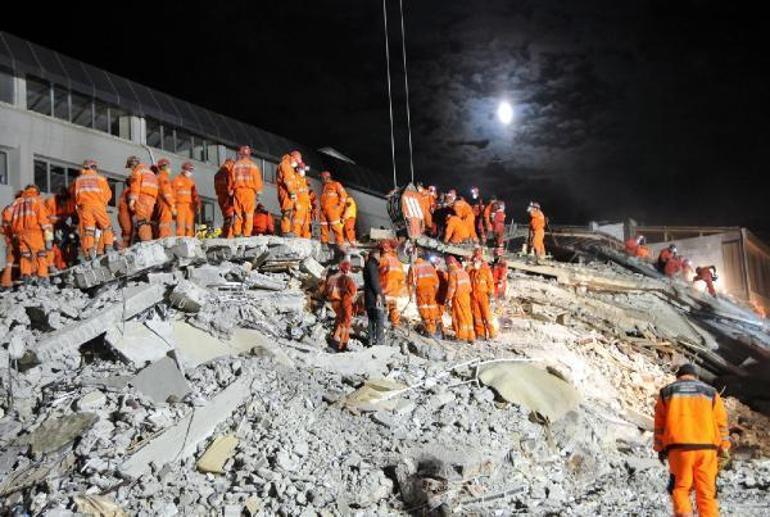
[0, 31, 392, 195]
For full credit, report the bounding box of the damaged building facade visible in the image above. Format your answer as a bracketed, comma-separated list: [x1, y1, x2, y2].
[0, 31, 392, 260]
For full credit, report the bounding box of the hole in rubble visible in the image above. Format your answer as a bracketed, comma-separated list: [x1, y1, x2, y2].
[382, 465, 400, 494]
[79, 336, 122, 364]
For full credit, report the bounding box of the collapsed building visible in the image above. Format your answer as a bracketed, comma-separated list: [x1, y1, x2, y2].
[1, 234, 770, 516]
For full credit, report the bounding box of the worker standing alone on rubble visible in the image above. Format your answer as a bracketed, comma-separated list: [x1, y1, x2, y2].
[214, 159, 234, 238]
[155, 159, 177, 238]
[407, 252, 440, 336]
[469, 249, 496, 340]
[319, 171, 347, 245]
[694, 265, 718, 297]
[126, 156, 158, 242]
[527, 201, 546, 259]
[11, 185, 53, 284]
[324, 259, 358, 351]
[654, 363, 730, 517]
[378, 240, 406, 327]
[230, 146, 263, 237]
[73, 160, 114, 259]
[173, 162, 200, 237]
[445, 255, 474, 343]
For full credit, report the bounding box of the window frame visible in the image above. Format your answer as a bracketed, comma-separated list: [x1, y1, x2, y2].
[0, 149, 8, 185]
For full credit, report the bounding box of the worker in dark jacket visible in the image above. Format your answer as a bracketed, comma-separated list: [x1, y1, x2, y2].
[363, 250, 386, 346]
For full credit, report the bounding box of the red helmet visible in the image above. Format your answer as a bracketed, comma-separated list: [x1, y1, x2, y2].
[238, 146, 251, 157]
[290, 150, 303, 163]
[83, 159, 97, 169]
[182, 162, 194, 171]
[339, 259, 352, 273]
[321, 171, 332, 180]
[157, 158, 170, 169]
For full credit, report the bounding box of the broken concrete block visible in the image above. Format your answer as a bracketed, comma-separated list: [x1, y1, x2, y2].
[245, 271, 286, 291]
[340, 378, 406, 412]
[77, 391, 107, 411]
[19, 413, 98, 456]
[313, 345, 397, 378]
[247, 290, 305, 314]
[73, 494, 127, 517]
[105, 321, 175, 367]
[168, 237, 202, 259]
[130, 357, 190, 404]
[119, 375, 253, 479]
[169, 280, 210, 312]
[300, 257, 325, 281]
[196, 434, 239, 474]
[34, 284, 165, 364]
[172, 322, 263, 369]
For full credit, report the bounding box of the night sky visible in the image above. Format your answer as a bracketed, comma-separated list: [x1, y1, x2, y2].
[6, 0, 770, 236]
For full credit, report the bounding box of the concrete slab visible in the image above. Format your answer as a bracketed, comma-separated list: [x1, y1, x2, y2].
[172, 322, 265, 369]
[312, 346, 397, 378]
[19, 413, 98, 456]
[131, 357, 191, 403]
[119, 375, 252, 479]
[105, 320, 174, 367]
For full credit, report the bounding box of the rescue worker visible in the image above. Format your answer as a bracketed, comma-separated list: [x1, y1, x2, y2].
[378, 240, 406, 327]
[74, 160, 114, 258]
[490, 201, 506, 248]
[154, 159, 177, 238]
[173, 162, 200, 237]
[694, 265, 718, 297]
[214, 159, 235, 238]
[657, 244, 677, 273]
[230, 146, 263, 237]
[452, 195, 477, 242]
[117, 179, 133, 248]
[469, 187, 486, 243]
[1, 192, 22, 289]
[276, 151, 301, 236]
[252, 203, 275, 235]
[654, 363, 730, 517]
[44, 187, 75, 269]
[293, 161, 312, 237]
[492, 248, 508, 300]
[324, 259, 358, 351]
[527, 201, 546, 259]
[664, 254, 683, 278]
[11, 185, 53, 283]
[319, 171, 347, 245]
[417, 184, 434, 237]
[407, 253, 440, 336]
[445, 255, 474, 343]
[364, 250, 386, 346]
[126, 156, 159, 242]
[625, 235, 652, 259]
[426, 185, 439, 236]
[444, 212, 470, 244]
[342, 196, 357, 246]
[468, 249, 496, 340]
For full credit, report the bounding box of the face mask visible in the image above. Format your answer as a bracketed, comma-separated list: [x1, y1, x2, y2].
[291, 161, 298, 168]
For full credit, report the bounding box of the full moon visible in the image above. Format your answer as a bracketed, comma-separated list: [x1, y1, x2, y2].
[497, 100, 513, 125]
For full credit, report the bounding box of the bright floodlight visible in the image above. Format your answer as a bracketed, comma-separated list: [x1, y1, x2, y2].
[497, 100, 513, 125]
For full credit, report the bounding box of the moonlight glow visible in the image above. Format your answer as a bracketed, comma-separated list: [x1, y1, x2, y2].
[497, 100, 513, 125]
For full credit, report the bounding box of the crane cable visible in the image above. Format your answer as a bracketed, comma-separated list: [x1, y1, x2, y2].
[398, 0, 415, 185]
[382, 0, 398, 189]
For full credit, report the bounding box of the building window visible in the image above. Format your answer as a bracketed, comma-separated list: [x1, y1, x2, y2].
[33, 158, 81, 194]
[53, 85, 69, 121]
[263, 159, 277, 184]
[27, 76, 51, 115]
[146, 118, 162, 148]
[50, 164, 67, 194]
[94, 99, 109, 133]
[34, 159, 49, 192]
[176, 130, 192, 158]
[201, 199, 215, 224]
[0, 150, 8, 184]
[0, 67, 14, 104]
[71, 91, 93, 128]
[162, 126, 175, 153]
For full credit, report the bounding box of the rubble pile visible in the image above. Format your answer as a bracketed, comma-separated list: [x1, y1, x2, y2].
[1, 235, 770, 515]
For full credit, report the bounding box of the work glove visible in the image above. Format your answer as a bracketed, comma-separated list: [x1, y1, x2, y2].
[45, 239, 53, 251]
[290, 193, 297, 201]
[718, 449, 731, 470]
[129, 199, 136, 212]
[658, 451, 667, 465]
[43, 229, 54, 242]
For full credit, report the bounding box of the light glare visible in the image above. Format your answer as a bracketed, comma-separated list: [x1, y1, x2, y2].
[497, 101, 513, 125]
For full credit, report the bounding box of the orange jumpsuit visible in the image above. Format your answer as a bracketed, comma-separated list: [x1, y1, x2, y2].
[492, 258, 508, 299]
[471, 198, 486, 242]
[529, 208, 546, 257]
[128, 164, 159, 242]
[11, 188, 52, 279]
[230, 157, 262, 237]
[694, 267, 717, 297]
[447, 262, 474, 342]
[293, 174, 312, 237]
[117, 188, 133, 248]
[654, 378, 730, 517]
[214, 163, 234, 238]
[408, 258, 440, 334]
[276, 155, 299, 235]
[469, 261, 496, 339]
[252, 206, 275, 235]
[324, 270, 358, 350]
[155, 168, 176, 238]
[172, 174, 200, 237]
[453, 199, 477, 241]
[379, 250, 406, 326]
[444, 215, 470, 244]
[320, 180, 347, 244]
[2, 200, 18, 287]
[74, 169, 114, 255]
[418, 189, 433, 235]
[657, 248, 675, 272]
[491, 208, 506, 248]
[342, 197, 357, 245]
